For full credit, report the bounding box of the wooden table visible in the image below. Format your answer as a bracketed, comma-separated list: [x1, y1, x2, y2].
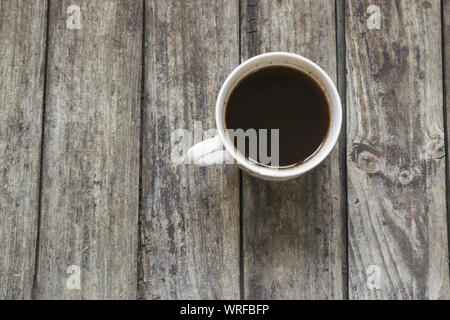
[1, 0, 449, 300]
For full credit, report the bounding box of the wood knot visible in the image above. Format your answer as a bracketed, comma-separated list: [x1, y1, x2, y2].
[351, 143, 381, 173]
[422, 1, 432, 9]
[424, 134, 445, 160]
[397, 166, 421, 186]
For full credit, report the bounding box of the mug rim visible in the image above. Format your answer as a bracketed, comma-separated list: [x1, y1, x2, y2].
[216, 52, 342, 179]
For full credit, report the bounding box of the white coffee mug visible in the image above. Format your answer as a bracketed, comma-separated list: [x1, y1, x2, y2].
[186, 52, 342, 181]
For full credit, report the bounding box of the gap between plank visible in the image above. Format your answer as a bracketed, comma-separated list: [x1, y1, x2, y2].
[238, 0, 245, 301]
[335, 0, 349, 300]
[32, 0, 51, 300]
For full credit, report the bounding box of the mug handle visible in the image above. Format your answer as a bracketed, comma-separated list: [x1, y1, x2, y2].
[185, 135, 232, 166]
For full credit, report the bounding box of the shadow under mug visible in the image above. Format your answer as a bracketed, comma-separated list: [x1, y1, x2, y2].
[186, 52, 342, 181]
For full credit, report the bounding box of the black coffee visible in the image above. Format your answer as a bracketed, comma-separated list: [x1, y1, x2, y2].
[225, 66, 330, 168]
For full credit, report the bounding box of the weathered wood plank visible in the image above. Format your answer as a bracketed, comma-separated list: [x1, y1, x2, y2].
[241, 0, 344, 299]
[139, 0, 240, 299]
[346, 0, 449, 299]
[35, 0, 142, 299]
[0, 0, 47, 300]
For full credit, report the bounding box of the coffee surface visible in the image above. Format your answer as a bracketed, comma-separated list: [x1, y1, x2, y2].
[225, 66, 330, 168]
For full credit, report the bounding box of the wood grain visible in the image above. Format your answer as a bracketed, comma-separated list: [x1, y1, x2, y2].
[139, 0, 240, 299]
[241, 0, 345, 299]
[35, 0, 142, 299]
[346, 0, 449, 299]
[0, 0, 47, 300]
